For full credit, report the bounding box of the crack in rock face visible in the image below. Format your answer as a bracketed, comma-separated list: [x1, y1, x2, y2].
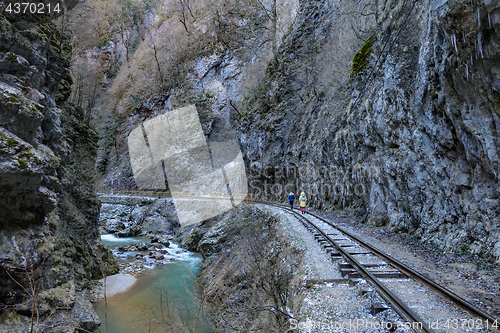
[237, 0, 500, 263]
[0, 9, 117, 332]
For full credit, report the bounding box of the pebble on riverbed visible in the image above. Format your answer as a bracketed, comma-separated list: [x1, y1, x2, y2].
[111, 239, 187, 275]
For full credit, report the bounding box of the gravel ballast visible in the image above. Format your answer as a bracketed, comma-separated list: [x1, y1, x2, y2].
[259, 204, 499, 332]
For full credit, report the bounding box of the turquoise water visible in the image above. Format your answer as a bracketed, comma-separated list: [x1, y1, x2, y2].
[94, 236, 212, 333]
[100, 234, 151, 246]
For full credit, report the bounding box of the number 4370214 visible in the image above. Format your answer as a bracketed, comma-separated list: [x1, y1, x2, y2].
[5, 2, 62, 14]
[442, 318, 498, 330]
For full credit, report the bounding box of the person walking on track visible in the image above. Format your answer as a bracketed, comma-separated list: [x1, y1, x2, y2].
[288, 192, 295, 209]
[299, 192, 307, 214]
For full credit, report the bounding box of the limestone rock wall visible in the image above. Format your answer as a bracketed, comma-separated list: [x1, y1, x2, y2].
[96, 0, 300, 192]
[0, 12, 116, 332]
[237, 0, 500, 262]
[98, 197, 180, 236]
[96, 0, 500, 262]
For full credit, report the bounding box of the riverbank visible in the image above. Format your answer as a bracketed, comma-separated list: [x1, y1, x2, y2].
[182, 206, 304, 332]
[90, 234, 211, 333]
[89, 234, 190, 296]
[90, 274, 137, 301]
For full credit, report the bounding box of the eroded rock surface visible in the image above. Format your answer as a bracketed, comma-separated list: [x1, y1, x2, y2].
[0, 13, 117, 332]
[95, 0, 499, 263]
[238, 0, 500, 262]
[98, 197, 180, 236]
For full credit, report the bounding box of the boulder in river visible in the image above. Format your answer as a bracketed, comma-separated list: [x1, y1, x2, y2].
[151, 235, 171, 247]
[137, 242, 149, 251]
[116, 223, 141, 237]
[105, 218, 125, 232]
[130, 204, 149, 222]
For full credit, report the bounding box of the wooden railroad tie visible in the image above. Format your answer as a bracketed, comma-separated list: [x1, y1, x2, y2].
[370, 302, 389, 315]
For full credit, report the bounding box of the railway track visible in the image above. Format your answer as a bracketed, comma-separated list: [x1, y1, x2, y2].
[262, 202, 500, 333]
[97, 192, 498, 332]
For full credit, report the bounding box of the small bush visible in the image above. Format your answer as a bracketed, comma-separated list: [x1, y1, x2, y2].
[18, 149, 33, 159]
[17, 158, 28, 169]
[97, 37, 110, 47]
[351, 36, 373, 76]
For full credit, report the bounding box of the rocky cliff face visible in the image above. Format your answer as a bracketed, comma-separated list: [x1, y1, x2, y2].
[97, 0, 499, 262]
[98, 196, 179, 236]
[93, 0, 300, 191]
[0, 11, 117, 332]
[238, 0, 500, 262]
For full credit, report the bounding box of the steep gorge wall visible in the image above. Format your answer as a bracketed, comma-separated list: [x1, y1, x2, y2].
[98, 0, 500, 261]
[238, 0, 500, 262]
[0, 10, 117, 332]
[97, 0, 301, 191]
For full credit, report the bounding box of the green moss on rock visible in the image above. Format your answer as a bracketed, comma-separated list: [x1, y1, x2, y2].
[351, 36, 373, 76]
[56, 78, 72, 103]
[17, 158, 28, 169]
[0, 16, 14, 34]
[8, 92, 20, 103]
[38, 281, 76, 308]
[6, 137, 18, 146]
[18, 149, 33, 158]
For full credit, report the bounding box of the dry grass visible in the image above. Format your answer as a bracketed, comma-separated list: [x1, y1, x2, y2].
[63, 0, 298, 119]
[107, 0, 267, 113]
[198, 207, 303, 332]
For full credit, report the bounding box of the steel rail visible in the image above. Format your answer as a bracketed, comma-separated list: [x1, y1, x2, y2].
[301, 208, 500, 329]
[266, 203, 434, 333]
[94, 193, 498, 330]
[260, 201, 499, 331]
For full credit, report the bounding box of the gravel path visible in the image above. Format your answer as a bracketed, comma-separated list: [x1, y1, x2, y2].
[258, 204, 497, 333]
[262, 204, 341, 280]
[259, 204, 412, 333]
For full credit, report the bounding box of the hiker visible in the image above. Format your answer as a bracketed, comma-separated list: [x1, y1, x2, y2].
[299, 192, 307, 214]
[288, 192, 295, 209]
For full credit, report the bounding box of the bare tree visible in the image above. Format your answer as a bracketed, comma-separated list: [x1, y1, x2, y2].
[175, 0, 195, 34]
[112, 0, 144, 63]
[255, 0, 278, 54]
[199, 210, 301, 331]
[150, 33, 164, 82]
[69, 61, 102, 124]
[2, 254, 47, 333]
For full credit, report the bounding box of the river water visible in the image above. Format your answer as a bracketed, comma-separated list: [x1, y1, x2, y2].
[94, 235, 212, 333]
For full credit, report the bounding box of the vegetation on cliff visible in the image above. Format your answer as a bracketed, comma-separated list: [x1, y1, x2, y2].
[0, 9, 117, 332]
[196, 207, 302, 332]
[237, 0, 500, 264]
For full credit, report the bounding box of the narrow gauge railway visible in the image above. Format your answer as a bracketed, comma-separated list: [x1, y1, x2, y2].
[262, 202, 500, 333]
[96, 192, 499, 332]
